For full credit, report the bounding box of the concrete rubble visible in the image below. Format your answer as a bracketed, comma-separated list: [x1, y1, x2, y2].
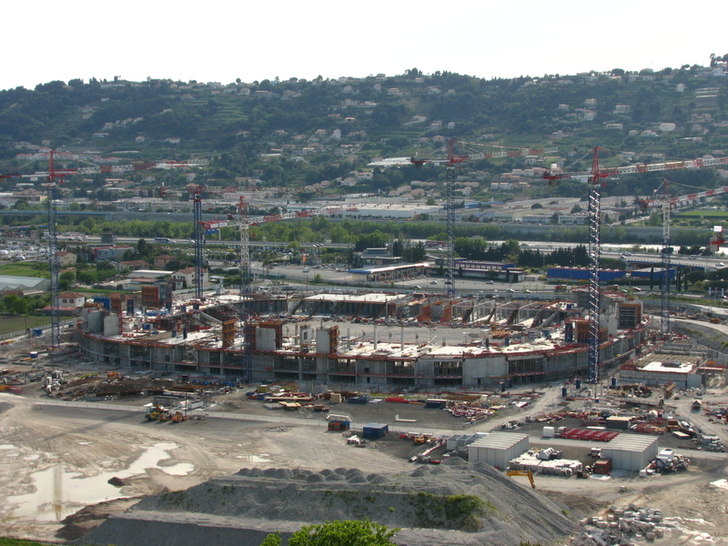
[572, 503, 668, 545]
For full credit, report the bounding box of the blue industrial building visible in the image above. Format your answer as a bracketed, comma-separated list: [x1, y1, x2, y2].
[547, 267, 626, 282]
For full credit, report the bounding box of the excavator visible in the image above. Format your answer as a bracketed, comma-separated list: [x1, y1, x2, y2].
[506, 469, 535, 489]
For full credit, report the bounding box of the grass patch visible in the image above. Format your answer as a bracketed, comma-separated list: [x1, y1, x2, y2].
[0, 262, 49, 278]
[406, 492, 490, 531]
[677, 210, 728, 219]
[0, 315, 52, 335]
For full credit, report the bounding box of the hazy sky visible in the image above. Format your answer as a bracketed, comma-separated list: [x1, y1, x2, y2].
[3, 0, 726, 91]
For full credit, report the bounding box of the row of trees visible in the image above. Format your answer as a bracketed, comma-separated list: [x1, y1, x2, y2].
[0, 292, 49, 315]
[454, 237, 590, 268]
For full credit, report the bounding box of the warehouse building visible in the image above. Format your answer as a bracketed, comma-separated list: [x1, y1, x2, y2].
[468, 432, 529, 469]
[601, 434, 658, 472]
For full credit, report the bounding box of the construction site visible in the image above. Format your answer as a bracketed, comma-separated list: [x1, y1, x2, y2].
[2, 145, 728, 544]
[74, 284, 649, 390]
[3, 326, 728, 545]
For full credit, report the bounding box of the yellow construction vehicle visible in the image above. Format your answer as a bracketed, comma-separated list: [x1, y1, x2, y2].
[145, 404, 170, 422]
[506, 469, 535, 489]
[171, 411, 188, 423]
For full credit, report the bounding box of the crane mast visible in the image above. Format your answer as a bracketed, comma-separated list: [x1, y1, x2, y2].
[586, 148, 605, 384]
[371, 141, 555, 298]
[658, 179, 672, 335]
[445, 162, 455, 297]
[190, 186, 204, 300]
[45, 151, 62, 349]
[2, 148, 205, 350]
[546, 150, 728, 384]
[236, 197, 253, 383]
[237, 196, 251, 295]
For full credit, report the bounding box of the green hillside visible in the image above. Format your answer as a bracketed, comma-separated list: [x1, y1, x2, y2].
[1, 61, 727, 201]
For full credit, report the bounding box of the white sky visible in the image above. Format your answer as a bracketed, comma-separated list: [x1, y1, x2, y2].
[3, 0, 726, 91]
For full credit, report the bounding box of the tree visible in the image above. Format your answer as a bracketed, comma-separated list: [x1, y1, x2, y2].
[60, 271, 75, 290]
[391, 239, 404, 257]
[260, 532, 281, 546]
[354, 231, 390, 252]
[136, 238, 151, 259]
[402, 242, 427, 262]
[283, 520, 398, 546]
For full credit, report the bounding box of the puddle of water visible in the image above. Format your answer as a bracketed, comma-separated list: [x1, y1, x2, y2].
[6, 442, 194, 521]
[234, 454, 271, 463]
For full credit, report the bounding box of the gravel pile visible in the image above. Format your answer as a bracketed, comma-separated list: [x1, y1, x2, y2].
[78, 463, 575, 545]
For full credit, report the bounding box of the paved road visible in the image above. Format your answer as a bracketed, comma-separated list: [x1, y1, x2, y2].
[33, 391, 728, 463]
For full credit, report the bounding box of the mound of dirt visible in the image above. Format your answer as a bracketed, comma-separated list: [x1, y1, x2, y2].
[77, 463, 575, 545]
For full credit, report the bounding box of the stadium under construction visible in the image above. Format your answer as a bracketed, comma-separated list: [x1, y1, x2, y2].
[76, 287, 650, 389]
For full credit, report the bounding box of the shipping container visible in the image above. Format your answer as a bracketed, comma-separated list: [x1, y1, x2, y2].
[362, 423, 388, 440]
[593, 458, 612, 474]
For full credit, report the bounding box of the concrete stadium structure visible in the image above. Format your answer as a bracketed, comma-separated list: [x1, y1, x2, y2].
[76, 288, 647, 390]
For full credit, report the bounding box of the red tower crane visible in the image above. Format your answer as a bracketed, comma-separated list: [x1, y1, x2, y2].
[0, 149, 206, 349]
[198, 202, 360, 295]
[370, 141, 556, 297]
[544, 149, 728, 383]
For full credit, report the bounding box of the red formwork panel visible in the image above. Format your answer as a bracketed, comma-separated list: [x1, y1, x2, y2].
[559, 428, 619, 442]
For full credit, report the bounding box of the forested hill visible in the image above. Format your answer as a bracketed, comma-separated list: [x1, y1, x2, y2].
[0, 60, 727, 198]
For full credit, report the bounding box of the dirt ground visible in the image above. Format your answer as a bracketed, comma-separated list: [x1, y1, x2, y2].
[0, 371, 416, 542]
[2, 351, 728, 544]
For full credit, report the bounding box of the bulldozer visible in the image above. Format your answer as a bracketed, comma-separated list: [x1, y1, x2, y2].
[506, 469, 535, 489]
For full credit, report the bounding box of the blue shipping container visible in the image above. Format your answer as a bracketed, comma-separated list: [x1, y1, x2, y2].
[362, 423, 388, 440]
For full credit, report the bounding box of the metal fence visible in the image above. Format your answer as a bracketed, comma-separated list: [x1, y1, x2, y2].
[0, 319, 75, 343]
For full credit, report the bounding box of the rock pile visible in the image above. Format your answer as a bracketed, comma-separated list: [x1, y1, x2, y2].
[572, 503, 666, 545]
